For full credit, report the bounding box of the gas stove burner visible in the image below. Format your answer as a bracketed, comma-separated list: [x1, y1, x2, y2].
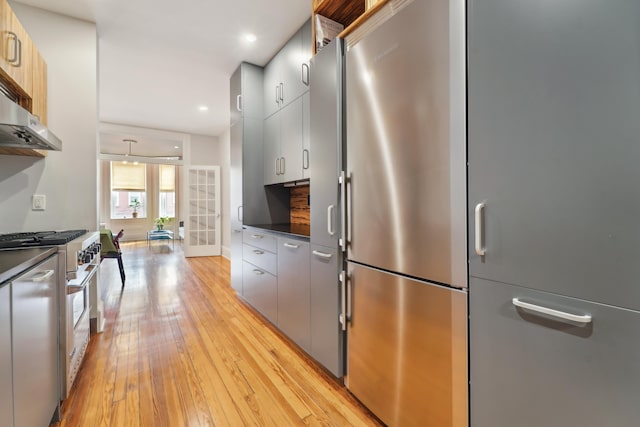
[0, 230, 88, 248]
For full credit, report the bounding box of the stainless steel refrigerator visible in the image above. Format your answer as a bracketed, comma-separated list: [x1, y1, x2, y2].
[342, 0, 468, 425]
[468, 0, 640, 426]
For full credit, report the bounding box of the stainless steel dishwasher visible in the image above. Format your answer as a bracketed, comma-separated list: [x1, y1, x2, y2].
[12, 253, 59, 427]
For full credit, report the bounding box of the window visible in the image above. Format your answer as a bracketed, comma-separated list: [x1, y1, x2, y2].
[110, 162, 147, 219]
[159, 164, 176, 218]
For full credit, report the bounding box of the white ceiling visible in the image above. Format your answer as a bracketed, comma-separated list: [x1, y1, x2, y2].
[14, 0, 311, 139]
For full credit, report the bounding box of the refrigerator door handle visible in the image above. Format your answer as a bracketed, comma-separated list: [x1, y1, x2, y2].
[346, 270, 352, 322]
[340, 271, 347, 331]
[327, 205, 335, 236]
[236, 94, 242, 112]
[512, 298, 593, 324]
[339, 172, 346, 251]
[475, 201, 486, 256]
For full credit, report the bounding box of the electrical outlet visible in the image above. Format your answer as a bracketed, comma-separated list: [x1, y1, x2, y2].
[32, 194, 46, 211]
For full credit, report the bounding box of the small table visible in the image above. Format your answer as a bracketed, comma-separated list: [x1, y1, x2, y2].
[147, 229, 174, 249]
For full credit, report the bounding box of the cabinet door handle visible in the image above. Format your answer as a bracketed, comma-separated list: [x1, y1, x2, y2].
[327, 205, 335, 236]
[250, 234, 264, 239]
[512, 298, 592, 324]
[312, 250, 332, 259]
[253, 249, 264, 255]
[280, 157, 285, 175]
[275, 85, 280, 105]
[275, 157, 280, 175]
[303, 149, 310, 170]
[7, 31, 18, 64]
[279, 82, 284, 102]
[237, 205, 243, 221]
[475, 201, 486, 256]
[236, 94, 242, 112]
[301, 63, 310, 86]
[283, 242, 299, 249]
[253, 269, 265, 275]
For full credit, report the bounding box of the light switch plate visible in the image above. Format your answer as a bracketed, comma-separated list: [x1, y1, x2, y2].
[32, 194, 46, 210]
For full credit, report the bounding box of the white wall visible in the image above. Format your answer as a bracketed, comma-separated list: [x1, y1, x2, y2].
[218, 128, 231, 259]
[190, 134, 219, 165]
[0, 4, 97, 233]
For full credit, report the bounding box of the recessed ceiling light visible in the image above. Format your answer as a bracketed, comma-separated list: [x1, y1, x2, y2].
[198, 105, 209, 111]
[245, 33, 257, 43]
[174, 146, 179, 149]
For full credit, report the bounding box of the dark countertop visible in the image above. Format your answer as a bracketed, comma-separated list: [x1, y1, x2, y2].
[0, 247, 58, 284]
[248, 223, 310, 239]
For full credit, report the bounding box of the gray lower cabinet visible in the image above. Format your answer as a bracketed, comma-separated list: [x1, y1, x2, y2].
[277, 237, 310, 351]
[242, 260, 277, 323]
[0, 283, 13, 427]
[242, 229, 278, 323]
[13, 254, 59, 427]
[309, 245, 342, 377]
[470, 276, 640, 427]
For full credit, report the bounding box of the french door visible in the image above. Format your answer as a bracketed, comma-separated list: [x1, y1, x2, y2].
[183, 166, 221, 257]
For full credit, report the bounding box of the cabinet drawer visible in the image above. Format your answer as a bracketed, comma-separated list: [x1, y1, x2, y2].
[243, 243, 277, 276]
[470, 277, 640, 427]
[242, 261, 277, 323]
[243, 229, 277, 253]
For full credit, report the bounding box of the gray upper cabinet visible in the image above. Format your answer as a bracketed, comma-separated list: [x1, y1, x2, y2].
[230, 67, 242, 127]
[263, 95, 305, 185]
[468, 0, 640, 310]
[470, 277, 640, 427]
[302, 91, 310, 179]
[310, 39, 342, 248]
[277, 236, 310, 351]
[263, 19, 312, 119]
[0, 284, 13, 427]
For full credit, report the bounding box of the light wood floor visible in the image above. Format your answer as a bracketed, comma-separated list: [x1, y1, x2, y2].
[53, 242, 381, 426]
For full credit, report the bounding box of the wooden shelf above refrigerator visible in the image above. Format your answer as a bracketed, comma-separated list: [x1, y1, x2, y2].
[312, 0, 390, 53]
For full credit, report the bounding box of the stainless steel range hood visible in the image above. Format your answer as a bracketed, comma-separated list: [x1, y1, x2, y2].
[0, 94, 62, 151]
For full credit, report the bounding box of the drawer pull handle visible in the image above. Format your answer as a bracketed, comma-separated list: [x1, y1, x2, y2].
[512, 298, 592, 324]
[253, 269, 265, 275]
[283, 243, 299, 249]
[251, 234, 263, 239]
[312, 250, 332, 259]
[29, 269, 55, 282]
[253, 250, 264, 255]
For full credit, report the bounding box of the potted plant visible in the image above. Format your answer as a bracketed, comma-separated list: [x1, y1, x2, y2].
[154, 216, 172, 230]
[129, 198, 142, 218]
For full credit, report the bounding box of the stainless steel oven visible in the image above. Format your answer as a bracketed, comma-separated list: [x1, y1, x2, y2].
[63, 232, 101, 398]
[65, 260, 96, 395]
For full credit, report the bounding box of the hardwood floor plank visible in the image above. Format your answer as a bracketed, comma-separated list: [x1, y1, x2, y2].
[52, 242, 381, 427]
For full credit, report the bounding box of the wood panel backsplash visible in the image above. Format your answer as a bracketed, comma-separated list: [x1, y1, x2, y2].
[290, 185, 310, 225]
